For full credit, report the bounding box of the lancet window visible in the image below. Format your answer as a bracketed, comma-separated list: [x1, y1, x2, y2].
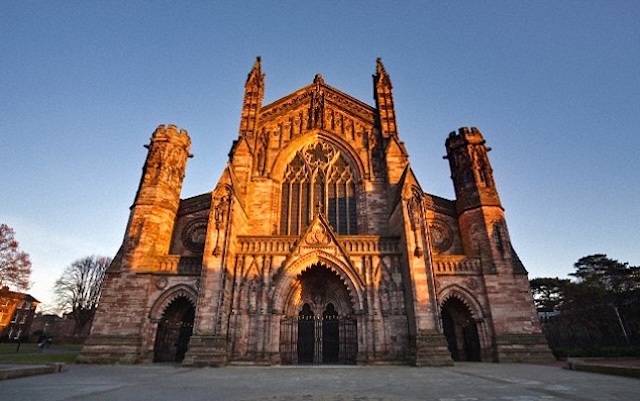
[280, 142, 358, 235]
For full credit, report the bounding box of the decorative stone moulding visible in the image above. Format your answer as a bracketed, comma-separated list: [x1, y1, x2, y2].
[430, 220, 454, 254]
[181, 218, 208, 253]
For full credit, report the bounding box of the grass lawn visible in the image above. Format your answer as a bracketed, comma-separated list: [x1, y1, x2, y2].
[0, 343, 82, 364]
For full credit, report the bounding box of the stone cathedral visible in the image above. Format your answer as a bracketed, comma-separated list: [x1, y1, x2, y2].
[80, 59, 551, 366]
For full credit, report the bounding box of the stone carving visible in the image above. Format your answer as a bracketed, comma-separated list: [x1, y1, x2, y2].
[181, 218, 208, 253]
[155, 276, 168, 290]
[212, 187, 232, 256]
[406, 190, 425, 257]
[310, 74, 325, 129]
[429, 219, 454, 254]
[304, 224, 331, 246]
[467, 277, 479, 290]
[142, 143, 187, 187]
[214, 189, 232, 230]
[304, 142, 336, 169]
[367, 130, 385, 178]
[406, 195, 421, 231]
[255, 131, 268, 175]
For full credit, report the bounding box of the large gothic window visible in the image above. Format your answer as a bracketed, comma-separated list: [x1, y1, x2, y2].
[280, 142, 358, 235]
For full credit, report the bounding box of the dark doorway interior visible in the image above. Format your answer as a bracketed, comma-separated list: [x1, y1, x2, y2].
[297, 303, 315, 364]
[322, 303, 339, 363]
[441, 297, 481, 362]
[281, 264, 357, 365]
[154, 297, 195, 363]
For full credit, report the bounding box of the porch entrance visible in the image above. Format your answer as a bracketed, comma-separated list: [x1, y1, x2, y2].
[441, 297, 481, 361]
[280, 264, 357, 364]
[153, 296, 195, 363]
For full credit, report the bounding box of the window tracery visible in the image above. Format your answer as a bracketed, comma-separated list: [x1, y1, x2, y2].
[280, 142, 358, 235]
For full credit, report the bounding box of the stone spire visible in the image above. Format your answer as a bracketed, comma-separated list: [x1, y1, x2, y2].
[373, 58, 398, 138]
[239, 56, 265, 138]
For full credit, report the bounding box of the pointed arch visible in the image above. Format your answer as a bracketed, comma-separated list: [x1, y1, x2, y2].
[151, 287, 197, 363]
[149, 284, 198, 322]
[439, 285, 484, 362]
[284, 264, 352, 317]
[271, 131, 365, 185]
[273, 251, 365, 315]
[275, 133, 362, 235]
[438, 284, 485, 320]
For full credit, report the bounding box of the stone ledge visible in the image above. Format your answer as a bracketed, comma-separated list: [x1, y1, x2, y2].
[413, 331, 454, 366]
[566, 359, 640, 379]
[494, 333, 555, 363]
[0, 363, 64, 381]
[182, 334, 228, 367]
[78, 335, 142, 364]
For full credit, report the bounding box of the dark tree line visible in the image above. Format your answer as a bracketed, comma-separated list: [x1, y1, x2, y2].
[530, 254, 640, 356]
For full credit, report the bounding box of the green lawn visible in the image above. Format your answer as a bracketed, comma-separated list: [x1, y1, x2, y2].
[0, 343, 82, 364]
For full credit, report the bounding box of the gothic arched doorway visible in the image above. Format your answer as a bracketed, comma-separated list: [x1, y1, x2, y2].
[280, 264, 357, 365]
[153, 296, 195, 363]
[441, 297, 481, 362]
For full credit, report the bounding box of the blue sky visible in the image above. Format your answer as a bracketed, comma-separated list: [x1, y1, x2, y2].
[1, 2, 638, 310]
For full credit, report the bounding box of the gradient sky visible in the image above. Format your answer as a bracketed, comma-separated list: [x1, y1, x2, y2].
[1, 2, 639, 310]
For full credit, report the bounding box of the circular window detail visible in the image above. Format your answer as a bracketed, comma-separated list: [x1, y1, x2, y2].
[155, 276, 168, 290]
[429, 220, 454, 254]
[181, 218, 208, 253]
[466, 277, 479, 290]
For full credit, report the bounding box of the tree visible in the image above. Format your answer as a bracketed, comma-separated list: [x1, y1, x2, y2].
[570, 254, 640, 304]
[54, 255, 111, 336]
[0, 223, 32, 291]
[532, 254, 640, 350]
[529, 277, 570, 312]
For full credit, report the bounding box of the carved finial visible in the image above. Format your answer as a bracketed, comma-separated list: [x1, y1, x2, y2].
[246, 56, 263, 86]
[310, 76, 325, 128]
[252, 56, 261, 71]
[376, 57, 386, 74]
[374, 58, 392, 88]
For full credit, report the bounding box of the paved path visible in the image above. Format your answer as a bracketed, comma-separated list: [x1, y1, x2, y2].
[1, 363, 638, 401]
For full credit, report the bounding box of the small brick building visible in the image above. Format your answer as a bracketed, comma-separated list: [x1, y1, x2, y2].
[80, 59, 551, 366]
[0, 287, 39, 341]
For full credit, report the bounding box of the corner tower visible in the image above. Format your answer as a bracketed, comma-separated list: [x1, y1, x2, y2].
[446, 127, 500, 212]
[80, 124, 192, 363]
[445, 127, 504, 265]
[445, 127, 552, 362]
[124, 124, 192, 267]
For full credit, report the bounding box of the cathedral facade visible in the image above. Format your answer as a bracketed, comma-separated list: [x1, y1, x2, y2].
[80, 59, 551, 366]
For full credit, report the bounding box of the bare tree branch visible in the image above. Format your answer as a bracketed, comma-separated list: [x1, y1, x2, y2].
[54, 255, 111, 336]
[0, 223, 32, 291]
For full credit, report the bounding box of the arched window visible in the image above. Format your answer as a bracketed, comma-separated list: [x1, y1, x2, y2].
[280, 142, 358, 235]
